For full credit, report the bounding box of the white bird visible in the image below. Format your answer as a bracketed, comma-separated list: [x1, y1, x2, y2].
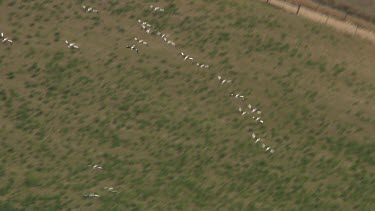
[150, 5, 154, 9]
[87, 7, 93, 12]
[134, 37, 138, 41]
[239, 107, 242, 112]
[84, 194, 100, 198]
[248, 104, 252, 109]
[257, 111, 262, 114]
[142, 41, 148, 46]
[156, 32, 161, 36]
[154, 7, 160, 11]
[138, 19, 142, 23]
[260, 120, 264, 124]
[171, 42, 175, 46]
[161, 34, 166, 39]
[265, 147, 271, 152]
[104, 187, 118, 193]
[235, 94, 239, 98]
[200, 64, 205, 68]
[88, 164, 103, 169]
[270, 149, 275, 153]
[146, 29, 151, 34]
[252, 133, 256, 139]
[241, 111, 247, 115]
[255, 138, 261, 143]
[255, 117, 260, 121]
[221, 80, 226, 84]
[230, 93, 234, 97]
[204, 65, 209, 68]
[184, 55, 189, 60]
[82, 5, 86, 9]
[251, 108, 257, 113]
[239, 95, 244, 100]
[262, 143, 266, 148]
[126, 45, 139, 53]
[93, 9, 98, 13]
[160, 8, 165, 12]
[217, 76, 222, 81]
[197, 63, 200, 66]
[163, 37, 167, 42]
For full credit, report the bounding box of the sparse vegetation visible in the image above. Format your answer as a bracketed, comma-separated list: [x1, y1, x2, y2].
[0, 0, 374, 210]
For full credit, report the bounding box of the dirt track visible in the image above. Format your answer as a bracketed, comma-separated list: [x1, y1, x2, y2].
[263, 0, 375, 43]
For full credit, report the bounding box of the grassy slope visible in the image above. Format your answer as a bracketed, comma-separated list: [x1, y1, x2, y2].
[0, 0, 374, 210]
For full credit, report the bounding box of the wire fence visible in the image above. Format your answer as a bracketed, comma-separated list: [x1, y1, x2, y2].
[262, 0, 375, 43]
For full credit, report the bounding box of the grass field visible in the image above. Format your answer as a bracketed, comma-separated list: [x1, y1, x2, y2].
[0, 0, 374, 210]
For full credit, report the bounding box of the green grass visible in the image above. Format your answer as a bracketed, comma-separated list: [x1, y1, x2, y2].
[0, 0, 374, 210]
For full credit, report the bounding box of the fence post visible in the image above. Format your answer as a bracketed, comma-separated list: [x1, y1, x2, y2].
[296, 4, 301, 14]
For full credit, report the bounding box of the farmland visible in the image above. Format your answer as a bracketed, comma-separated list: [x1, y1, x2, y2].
[0, 0, 374, 210]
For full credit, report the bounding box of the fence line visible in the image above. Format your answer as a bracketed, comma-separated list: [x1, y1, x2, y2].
[262, 0, 375, 43]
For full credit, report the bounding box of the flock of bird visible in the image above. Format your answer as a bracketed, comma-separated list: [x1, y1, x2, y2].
[150, 5, 165, 12]
[2, 2, 277, 201]
[1, 32, 13, 46]
[83, 164, 119, 198]
[217, 76, 275, 153]
[82, 5, 99, 13]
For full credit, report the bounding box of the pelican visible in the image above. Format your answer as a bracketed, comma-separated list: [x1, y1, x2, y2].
[241, 111, 247, 115]
[248, 104, 252, 109]
[260, 120, 264, 124]
[87, 7, 93, 12]
[255, 117, 260, 121]
[142, 41, 148, 46]
[251, 108, 257, 113]
[238, 107, 242, 112]
[200, 64, 205, 68]
[154, 7, 160, 11]
[146, 29, 151, 34]
[221, 80, 226, 84]
[235, 94, 239, 98]
[239, 95, 244, 100]
[217, 76, 222, 80]
[138, 19, 142, 23]
[88, 164, 103, 169]
[84, 194, 100, 198]
[184, 55, 189, 60]
[265, 147, 271, 152]
[134, 37, 138, 41]
[252, 133, 256, 139]
[104, 187, 118, 193]
[255, 138, 261, 143]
